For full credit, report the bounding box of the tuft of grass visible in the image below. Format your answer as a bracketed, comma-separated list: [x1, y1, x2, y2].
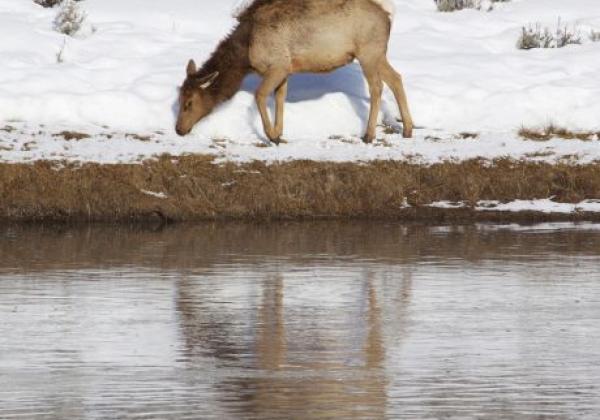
[519, 125, 599, 141]
[590, 30, 600, 42]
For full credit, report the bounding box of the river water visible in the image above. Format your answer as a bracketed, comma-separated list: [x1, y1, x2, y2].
[1, 222, 600, 419]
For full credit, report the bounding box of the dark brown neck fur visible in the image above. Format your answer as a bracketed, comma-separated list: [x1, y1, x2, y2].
[192, 22, 251, 106]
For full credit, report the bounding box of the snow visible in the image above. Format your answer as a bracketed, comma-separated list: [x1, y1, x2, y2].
[429, 199, 600, 214]
[0, 0, 600, 164]
[477, 222, 600, 232]
[140, 189, 168, 199]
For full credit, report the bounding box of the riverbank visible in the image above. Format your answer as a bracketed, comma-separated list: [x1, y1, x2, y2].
[2, 156, 600, 223]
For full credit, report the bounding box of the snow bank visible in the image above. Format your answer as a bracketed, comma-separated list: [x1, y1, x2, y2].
[0, 0, 599, 163]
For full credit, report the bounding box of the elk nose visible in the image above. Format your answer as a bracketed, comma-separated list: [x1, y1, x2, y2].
[175, 125, 186, 136]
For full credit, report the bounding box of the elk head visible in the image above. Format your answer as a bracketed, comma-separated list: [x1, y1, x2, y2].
[175, 59, 219, 136]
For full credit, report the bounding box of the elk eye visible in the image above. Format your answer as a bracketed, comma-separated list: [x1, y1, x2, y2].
[185, 102, 192, 110]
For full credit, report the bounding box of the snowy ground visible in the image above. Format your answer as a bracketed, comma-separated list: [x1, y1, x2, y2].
[1, 0, 600, 164]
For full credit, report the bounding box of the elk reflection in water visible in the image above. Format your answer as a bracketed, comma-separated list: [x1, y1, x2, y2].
[176, 267, 413, 418]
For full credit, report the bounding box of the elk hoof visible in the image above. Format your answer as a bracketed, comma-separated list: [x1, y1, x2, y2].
[403, 129, 413, 139]
[362, 135, 374, 144]
[270, 137, 281, 146]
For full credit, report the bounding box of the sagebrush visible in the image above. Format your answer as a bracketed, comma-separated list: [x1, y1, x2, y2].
[517, 20, 582, 50]
[34, 0, 80, 8]
[434, 0, 509, 12]
[54, 0, 86, 36]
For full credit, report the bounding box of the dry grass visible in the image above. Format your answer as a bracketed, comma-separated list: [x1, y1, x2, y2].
[381, 123, 401, 135]
[519, 125, 599, 141]
[1, 156, 600, 223]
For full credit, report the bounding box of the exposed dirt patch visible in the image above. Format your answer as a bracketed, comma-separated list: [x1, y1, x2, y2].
[1, 125, 16, 133]
[455, 132, 479, 140]
[20, 142, 36, 152]
[425, 135, 443, 142]
[1, 157, 600, 223]
[53, 131, 91, 141]
[126, 133, 152, 142]
[524, 150, 555, 158]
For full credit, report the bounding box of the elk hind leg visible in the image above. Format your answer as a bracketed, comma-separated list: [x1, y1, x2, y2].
[380, 59, 413, 138]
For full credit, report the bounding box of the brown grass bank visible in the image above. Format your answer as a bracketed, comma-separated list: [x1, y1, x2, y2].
[1, 156, 600, 223]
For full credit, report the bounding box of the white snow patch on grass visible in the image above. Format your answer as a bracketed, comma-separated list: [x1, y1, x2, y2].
[430, 199, 600, 214]
[477, 222, 600, 232]
[140, 190, 168, 199]
[478, 199, 600, 213]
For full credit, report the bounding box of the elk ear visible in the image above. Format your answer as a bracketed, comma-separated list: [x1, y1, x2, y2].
[200, 71, 219, 89]
[186, 59, 197, 77]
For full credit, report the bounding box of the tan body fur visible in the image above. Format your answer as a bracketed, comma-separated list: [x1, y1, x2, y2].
[176, 0, 413, 143]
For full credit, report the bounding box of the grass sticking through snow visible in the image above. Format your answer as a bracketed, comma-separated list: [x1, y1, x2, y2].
[519, 125, 599, 141]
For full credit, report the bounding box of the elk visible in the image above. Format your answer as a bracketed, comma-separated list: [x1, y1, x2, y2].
[175, 0, 413, 144]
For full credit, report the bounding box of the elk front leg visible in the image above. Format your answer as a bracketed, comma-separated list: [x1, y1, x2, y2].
[380, 59, 413, 138]
[360, 62, 383, 144]
[274, 78, 288, 140]
[256, 70, 288, 145]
